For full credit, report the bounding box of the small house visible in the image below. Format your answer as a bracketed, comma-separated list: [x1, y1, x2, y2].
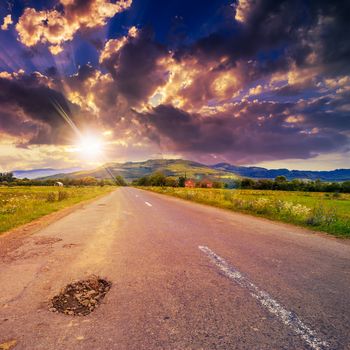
[185, 179, 195, 188]
[198, 179, 213, 188]
[54, 181, 64, 187]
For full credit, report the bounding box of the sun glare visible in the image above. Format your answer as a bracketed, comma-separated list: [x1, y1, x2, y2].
[76, 135, 104, 159]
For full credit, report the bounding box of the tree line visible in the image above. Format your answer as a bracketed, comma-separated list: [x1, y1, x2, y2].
[133, 172, 350, 193]
[2, 171, 350, 192]
[0, 173, 126, 186]
[132, 172, 224, 188]
[236, 176, 350, 193]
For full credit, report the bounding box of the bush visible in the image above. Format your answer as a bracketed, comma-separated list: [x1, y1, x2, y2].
[46, 192, 56, 202]
[58, 191, 69, 201]
[306, 205, 338, 227]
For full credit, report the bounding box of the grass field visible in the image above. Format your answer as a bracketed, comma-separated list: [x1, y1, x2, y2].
[0, 186, 115, 234]
[143, 187, 350, 237]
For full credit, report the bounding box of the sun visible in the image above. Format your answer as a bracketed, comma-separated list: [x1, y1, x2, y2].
[75, 135, 104, 159]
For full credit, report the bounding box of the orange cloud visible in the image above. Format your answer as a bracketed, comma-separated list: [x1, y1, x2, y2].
[234, 0, 253, 23]
[66, 68, 114, 115]
[99, 26, 138, 63]
[16, 0, 132, 55]
[148, 56, 243, 111]
[1, 14, 13, 31]
[248, 84, 263, 95]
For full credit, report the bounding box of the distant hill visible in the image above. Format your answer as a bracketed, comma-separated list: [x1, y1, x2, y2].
[13, 167, 82, 179]
[35, 159, 350, 182]
[41, 159, 238, 182]
[213, 163, 350, 182]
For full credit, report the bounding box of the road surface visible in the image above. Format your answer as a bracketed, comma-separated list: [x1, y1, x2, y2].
[0, 187, 349, 350]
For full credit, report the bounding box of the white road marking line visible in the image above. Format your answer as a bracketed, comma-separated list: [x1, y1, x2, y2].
[198, 245, 329, 350]
[145, 201, 152, 207]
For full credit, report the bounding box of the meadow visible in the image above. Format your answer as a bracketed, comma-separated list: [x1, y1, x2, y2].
[143, 187, 350, 237]
[0, 186, 114, 234]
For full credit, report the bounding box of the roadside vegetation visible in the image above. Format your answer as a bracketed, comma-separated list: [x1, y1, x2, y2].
[0, 172, 126, 186]
[143, 187, 350, 237]
[0, 186, 115, 234]
[133, 172, 350, 193]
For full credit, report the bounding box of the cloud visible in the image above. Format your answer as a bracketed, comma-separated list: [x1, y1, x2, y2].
[100, 27, 167, 105]
[1, 14, 13, 31]
[1, 1, 350, 169]
[193, 0, 350, 80]
[0, 71, 83, 145]
[136, 100, 349, 164]
[234, 0, 253, 23]
[248, 84, 263, 96]
[16, 0, 132, 54]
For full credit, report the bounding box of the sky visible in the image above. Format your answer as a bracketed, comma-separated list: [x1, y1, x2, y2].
[0, 0, 349, 171]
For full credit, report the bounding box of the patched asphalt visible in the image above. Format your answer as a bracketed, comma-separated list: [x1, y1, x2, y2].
[0, 187, 349, 349]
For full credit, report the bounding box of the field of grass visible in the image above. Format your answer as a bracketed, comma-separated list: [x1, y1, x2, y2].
[0, 186, 115, 234]
[143, 187, 350, 237]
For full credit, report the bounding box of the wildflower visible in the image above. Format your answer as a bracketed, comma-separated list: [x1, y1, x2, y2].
[291, 204, 311, 217]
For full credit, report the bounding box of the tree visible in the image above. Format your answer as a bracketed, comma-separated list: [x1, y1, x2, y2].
[275, 175, 287, 183]
[240, 178, 255, 189]
[342, 181, 350, 193]
[149, 172, 167, 186]
[178, 176, 186, 187]
[165, 177, 178, 187]
[0, 172, 14, 182]
[212, 181, 224, 188]
[114, 176, 127, 186]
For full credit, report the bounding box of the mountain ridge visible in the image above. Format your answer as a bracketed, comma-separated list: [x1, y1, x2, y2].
[36, 159, 350, 182]
[13, 167, 82, 179]
[213, 163, 350, 182]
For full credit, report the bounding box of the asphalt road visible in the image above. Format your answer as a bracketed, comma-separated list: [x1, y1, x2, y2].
[0, 187, 349, 350]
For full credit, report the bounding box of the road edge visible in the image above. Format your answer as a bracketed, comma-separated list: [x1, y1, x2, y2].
[0, 189, 117, 257]
[136, 187, 350, 243]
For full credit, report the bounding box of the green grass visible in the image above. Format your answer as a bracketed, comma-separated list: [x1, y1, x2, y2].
[0, 186, 115, 234]
[142, 187, 350, 237]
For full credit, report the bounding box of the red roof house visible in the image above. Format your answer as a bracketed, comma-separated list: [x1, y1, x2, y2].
[185, 179, 196, 188]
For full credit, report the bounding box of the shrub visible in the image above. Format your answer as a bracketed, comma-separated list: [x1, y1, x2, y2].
[58, 191, 69, 201]
[253, 198, 271, 213]
[323, 208, 338, 226]
[0, 206, 16, 214]
[46, 192, 56, 202]
[306, 205, 338, 226]
[290, 204, 311, 217]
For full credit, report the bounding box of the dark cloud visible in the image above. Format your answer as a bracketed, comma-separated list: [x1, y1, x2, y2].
[1, 0, 349, 167]
[137, 102, 348, 163]
[100, 28, 167, 104]
[189, 0, 350, 79]
[0, 73, 80, 144]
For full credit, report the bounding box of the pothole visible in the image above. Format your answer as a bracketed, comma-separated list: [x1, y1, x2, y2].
[49, 275, 111, 316]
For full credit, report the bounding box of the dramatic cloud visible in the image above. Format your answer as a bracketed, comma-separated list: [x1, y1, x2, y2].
[148, 56, 244, 111]
[0, 71, 83, 145]
[100, 27, 167, 105]
[195, 0, 350, 79]
[136, 100, 348, 163]
[16, 0, 132, 54]
[1, 14, 13, 31]
[234, 0, 253, 23]
[1, 0, 349, 170]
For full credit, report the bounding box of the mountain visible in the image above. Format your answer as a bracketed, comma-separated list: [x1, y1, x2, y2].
[13, 168, 82, 179]
[38, 159, 350, 182]
[213, 163, 350, 182]
[42, 159, 238, 182]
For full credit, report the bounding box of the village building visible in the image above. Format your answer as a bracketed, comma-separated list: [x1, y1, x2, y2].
[184, 179, 195, 188]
